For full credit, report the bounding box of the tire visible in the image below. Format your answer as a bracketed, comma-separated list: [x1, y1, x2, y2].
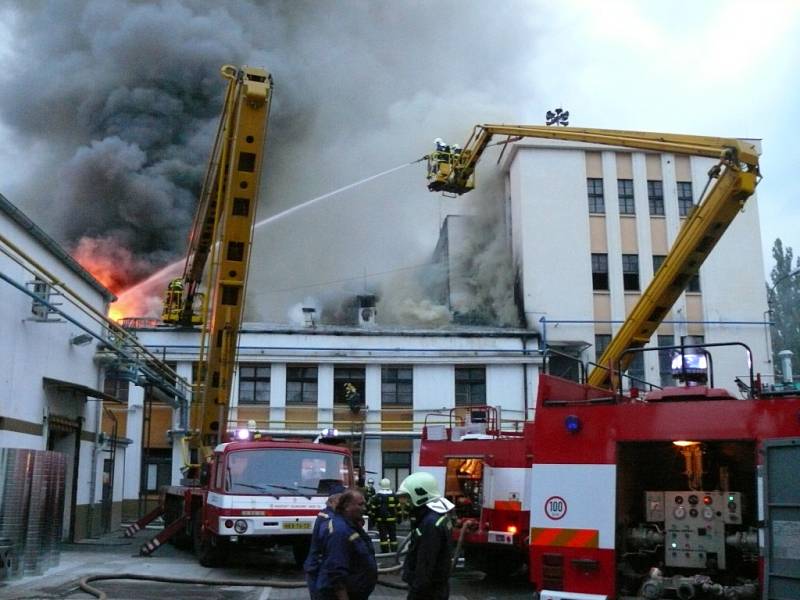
[293, 539, 311, 568]
[192, 511, 223, 567]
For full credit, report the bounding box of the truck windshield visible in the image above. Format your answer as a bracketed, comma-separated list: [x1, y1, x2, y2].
[225, 449, 350, 495]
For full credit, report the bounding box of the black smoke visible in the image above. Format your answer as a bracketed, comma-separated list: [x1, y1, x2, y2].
[0, 0, 541, 320]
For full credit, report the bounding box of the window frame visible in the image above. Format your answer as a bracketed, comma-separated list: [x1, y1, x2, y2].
[592, 253, 609, 291]
[618, 179, 635, 215]
[647, 180, 664, 216]
[381, 366, 413, 406]
[286, 365, 318, 405]
[238, 363, 271, 404]
[677, 181, 694, 216]
[333, 366, 366, 405]
[455, 366, 486, 407]
[622, 254, 640, 291]
[587, 178, 605, 214]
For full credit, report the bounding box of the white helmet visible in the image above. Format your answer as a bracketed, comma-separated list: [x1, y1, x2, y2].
[379, 478, 391, 490]
[397, 472, 454, 513]
[434, 137, 444, 145]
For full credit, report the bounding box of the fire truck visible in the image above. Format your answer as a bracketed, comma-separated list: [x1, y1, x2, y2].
[421, 126, 800, 598]
[126, 65, 355, 567]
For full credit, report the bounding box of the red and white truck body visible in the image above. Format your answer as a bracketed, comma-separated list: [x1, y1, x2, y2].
[419, 376, 800, 599]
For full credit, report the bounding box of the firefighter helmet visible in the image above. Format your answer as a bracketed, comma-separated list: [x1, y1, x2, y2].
[379, 478, 391, 490]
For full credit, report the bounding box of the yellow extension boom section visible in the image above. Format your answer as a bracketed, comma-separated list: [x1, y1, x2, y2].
[427, 124, 760, 390]
[166, 65, 272, 454]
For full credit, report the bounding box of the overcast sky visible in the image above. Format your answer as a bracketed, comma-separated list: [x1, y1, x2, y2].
[0, 0, 798, 322]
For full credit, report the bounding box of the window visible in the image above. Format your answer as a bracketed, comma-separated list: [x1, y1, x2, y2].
[103, 375, 129, 404]
[587, 178, 604, 213]
[382, 451, 411, 491]
[655, 255, 700, 292]
[626, 352, 646, 386]
[622, 254, 640, 291]
[652, 254, 665, 276]
[334, 366, 365, 405]
[594, 334, 612, 363]
[658, 335, 675, 387]
[382, 366, 413, 405]
[238, 364, 270, 404]
[141, 448, 171, 492]
[618, 179, 635, 214]
[677, 181, 693, 216]
[455, 367, 486, 406]
[286, 365, 318, 404]
[648, 180, 664, 215]
[592, 253, 609, 291]
[687, 272, 701, 293]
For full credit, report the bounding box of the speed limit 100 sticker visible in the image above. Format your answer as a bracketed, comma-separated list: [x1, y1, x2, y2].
[544, 495, 567, 520]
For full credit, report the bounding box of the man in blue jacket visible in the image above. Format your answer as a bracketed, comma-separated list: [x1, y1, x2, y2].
[304, 481, 346, 599]
[316, 489, 377, 600]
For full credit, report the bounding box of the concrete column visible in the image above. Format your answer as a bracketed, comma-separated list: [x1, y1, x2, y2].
[170, 362, 193, 485]
[269, 363, 286, 427]
[317, 364, 334, 428]
[363, 364, 382, 481]
[602, 151, 625, 329]
[662, 153, 688, 333]
[124, 382, 145, 504]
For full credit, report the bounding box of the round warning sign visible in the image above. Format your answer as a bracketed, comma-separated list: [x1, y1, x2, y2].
[544, 496, 567, 520]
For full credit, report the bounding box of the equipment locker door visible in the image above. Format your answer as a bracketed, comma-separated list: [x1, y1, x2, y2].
[763, 438, 800, 599]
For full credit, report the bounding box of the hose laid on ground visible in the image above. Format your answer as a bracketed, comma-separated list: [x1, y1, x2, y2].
[78, 523, 475, 598]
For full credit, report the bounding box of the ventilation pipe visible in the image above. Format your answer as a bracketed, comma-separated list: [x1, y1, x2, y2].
[779, 350, 794, 384]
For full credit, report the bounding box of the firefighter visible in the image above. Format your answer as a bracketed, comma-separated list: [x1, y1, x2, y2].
[363, 478, 376, 523]
[369, 478, 399, 553]
[316, 489, 377, 600]
[304, 482, 346, 600]
[397, 472, 455, 600]
[344, 382, 361, 414]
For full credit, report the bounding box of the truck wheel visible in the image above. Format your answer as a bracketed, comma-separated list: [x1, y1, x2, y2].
[192, 512, 223, 567]
[293, 539, 311, 567]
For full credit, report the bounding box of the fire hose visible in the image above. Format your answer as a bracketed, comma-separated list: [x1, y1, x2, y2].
[77, 522, 475, 598]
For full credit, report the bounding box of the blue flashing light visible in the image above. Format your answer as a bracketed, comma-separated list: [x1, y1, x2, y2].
[564, 414, 582, 434]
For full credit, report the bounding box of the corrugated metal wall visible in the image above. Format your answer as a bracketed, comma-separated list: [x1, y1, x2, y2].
[0, 448, 66, 580]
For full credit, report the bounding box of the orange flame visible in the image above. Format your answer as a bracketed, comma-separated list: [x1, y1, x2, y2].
[72, 236, 180, 322]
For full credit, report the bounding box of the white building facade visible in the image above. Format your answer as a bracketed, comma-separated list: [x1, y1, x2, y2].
[0, 193, 121, 541]
[504, 139, 769, 391]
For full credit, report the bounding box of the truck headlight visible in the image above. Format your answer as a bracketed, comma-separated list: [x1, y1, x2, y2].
[234, 519, 248, 534]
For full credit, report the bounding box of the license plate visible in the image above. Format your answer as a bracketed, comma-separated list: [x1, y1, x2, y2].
[282, 522, 311, 530]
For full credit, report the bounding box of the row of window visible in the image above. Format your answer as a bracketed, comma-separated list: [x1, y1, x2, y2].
[588, 178, 694, 217]
[237, 365, 487, 407]
[591, 253, 701, 292]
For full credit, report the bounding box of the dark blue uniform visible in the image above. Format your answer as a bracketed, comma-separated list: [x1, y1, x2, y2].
[304, 506, 335, 599]
[317, 513, 377, 600]
[402, 508, 452, 600]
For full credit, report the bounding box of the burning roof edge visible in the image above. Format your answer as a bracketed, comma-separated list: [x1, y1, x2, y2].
[0, 193, 116, 302]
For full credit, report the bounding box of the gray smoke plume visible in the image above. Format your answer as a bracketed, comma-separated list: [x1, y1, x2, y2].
[0, 0, 542, 323]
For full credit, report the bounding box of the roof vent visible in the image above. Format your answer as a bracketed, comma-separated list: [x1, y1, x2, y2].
[357, 295, 377, 328]
[302, 307, 316, 328]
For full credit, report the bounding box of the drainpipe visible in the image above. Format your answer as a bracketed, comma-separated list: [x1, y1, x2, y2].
[522, 336, 529, 419]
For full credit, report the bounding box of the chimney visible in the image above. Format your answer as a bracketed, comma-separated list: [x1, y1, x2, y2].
[302, 307, 316, 328]
[357, 295, 377, 328]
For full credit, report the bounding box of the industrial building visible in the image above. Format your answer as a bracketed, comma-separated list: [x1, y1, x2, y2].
[0, 132, 771, 542]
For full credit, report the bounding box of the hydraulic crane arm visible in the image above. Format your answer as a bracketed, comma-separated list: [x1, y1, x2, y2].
[427, 124, 760, 390]
[163, 65, 273, 451]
